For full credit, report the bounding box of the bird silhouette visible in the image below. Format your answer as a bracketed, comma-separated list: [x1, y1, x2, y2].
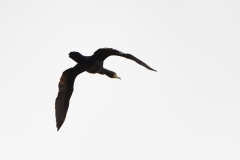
[55, 48, 156, 131]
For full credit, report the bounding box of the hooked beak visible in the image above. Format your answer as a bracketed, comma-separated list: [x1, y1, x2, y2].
[114, 74, 121, 80]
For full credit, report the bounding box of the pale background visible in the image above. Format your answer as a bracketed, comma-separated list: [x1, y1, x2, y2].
[0, 0, 239, 159]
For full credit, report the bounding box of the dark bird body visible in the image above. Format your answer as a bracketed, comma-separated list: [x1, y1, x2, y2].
[55, 48, 156, 131]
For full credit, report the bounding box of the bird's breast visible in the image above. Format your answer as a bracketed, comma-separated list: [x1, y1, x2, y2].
[86, 60, 103, 73]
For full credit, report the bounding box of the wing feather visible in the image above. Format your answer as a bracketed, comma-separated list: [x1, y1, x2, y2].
[93, 48, 157, 71]
[55, 66, 83, 131]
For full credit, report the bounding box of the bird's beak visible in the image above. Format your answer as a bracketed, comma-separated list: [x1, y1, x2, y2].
[114, 74, 121, 80]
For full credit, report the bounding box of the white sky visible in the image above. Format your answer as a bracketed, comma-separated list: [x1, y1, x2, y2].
[0, 0, 240, 159]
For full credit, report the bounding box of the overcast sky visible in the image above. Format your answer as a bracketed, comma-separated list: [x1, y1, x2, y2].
[0, 0, 239, 159]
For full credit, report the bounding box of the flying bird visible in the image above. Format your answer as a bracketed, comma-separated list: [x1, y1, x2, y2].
[55, 48, 156, 131]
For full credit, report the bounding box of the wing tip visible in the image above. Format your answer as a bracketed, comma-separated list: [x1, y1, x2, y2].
[149, 68, 157, 72]
[57, 124, 62, 131]
[56, 119, 65, 131]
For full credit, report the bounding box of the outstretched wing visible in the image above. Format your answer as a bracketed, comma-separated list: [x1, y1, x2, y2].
[55, 65, 83, 131]
[92, 48, 157, 71]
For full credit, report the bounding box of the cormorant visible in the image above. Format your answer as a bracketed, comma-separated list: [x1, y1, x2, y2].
[55, 48, 156, 131]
